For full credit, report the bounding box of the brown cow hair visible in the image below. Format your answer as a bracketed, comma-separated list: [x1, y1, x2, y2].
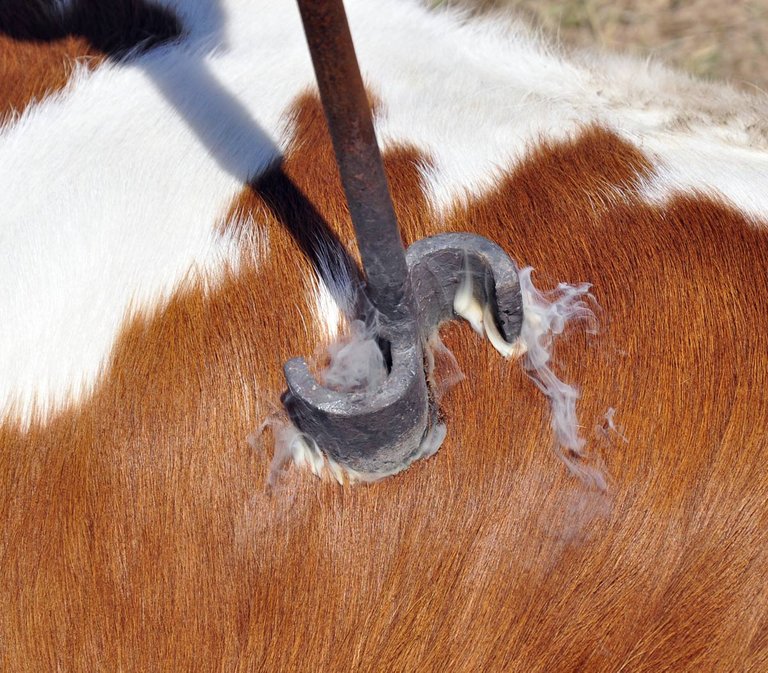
[2, 79, 768, 673]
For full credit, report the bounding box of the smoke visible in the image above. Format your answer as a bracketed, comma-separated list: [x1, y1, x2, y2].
[425, 331, 465, 403]
[516, 267, 605, 490]
[249, 415, 334, 488]
[598, 406, 628, 444]
[319, 319, 387, 394]
[453, 259, 605, 490]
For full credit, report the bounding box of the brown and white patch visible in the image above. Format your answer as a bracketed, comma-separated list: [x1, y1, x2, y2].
[0, 0, 179, 122]
[3, 70, 768, 672]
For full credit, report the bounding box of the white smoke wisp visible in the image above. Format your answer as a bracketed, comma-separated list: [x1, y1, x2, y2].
[599, 406, 628, 444]
[453, 259, 605, 489]
[249, 415, 337, 488]
[425, 331, 466, 403]
[516, 267, 605, 490]
[319, 319, 387, 395]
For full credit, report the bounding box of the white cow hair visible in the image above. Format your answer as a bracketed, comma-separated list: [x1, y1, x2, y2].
[1, 0, 768, 423]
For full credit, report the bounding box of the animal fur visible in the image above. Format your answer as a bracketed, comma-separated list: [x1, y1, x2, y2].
[2, 0, 768, 670]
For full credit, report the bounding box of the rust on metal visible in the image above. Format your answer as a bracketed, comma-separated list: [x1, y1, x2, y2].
[295, 0, 413, 330]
